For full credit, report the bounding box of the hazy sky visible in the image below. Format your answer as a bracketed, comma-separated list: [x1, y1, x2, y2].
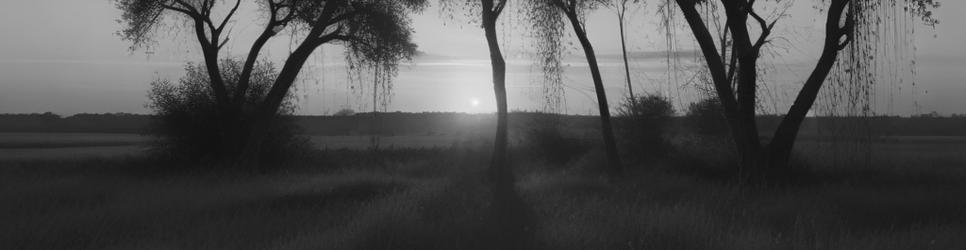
[1, 1, 964, 116]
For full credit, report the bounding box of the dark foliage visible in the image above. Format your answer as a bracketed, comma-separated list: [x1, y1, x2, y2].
[146, 59, 307, 165]
[684, 98, 729, 137]
[616, 95, 674, 159]
[333, 108, 356, 117]
[0, 113, 149, 133]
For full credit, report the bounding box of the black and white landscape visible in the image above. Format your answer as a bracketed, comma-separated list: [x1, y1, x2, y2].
[1, 1, 965, 249]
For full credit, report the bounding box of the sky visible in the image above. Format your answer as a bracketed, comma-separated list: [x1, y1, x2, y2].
[0, 0, 964, 116]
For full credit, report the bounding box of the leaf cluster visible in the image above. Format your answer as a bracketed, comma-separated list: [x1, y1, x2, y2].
[147, 59, 300, 162]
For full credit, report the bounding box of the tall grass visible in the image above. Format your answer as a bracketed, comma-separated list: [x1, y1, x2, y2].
[1, 141, 965, 249]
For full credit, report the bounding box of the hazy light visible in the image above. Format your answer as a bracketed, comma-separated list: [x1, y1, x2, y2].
[470, 98, 480, 108]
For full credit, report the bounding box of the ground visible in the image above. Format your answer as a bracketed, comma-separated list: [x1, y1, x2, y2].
[0, 133, 965, 249]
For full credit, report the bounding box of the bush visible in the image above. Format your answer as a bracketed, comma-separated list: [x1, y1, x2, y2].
[333, 108, 356, 116]
[685, 98, 729, 137]
[146, 59, 307, 166]
[616, 95, 675, 158]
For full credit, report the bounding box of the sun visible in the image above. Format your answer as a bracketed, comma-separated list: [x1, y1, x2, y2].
[470, 98, 480, 108]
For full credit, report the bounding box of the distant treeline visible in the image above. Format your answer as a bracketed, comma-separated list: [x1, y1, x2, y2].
[0, 113, 150, 134]
[1, 112, 964, 137]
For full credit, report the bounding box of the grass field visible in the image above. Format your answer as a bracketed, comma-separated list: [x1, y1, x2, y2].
[0, 133, 150, 149]
[0, 133, 964, 249]
[0, 133, 490, 160]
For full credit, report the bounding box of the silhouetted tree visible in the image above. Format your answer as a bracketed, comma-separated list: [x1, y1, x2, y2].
[440, 0, 514, 198]
[667, 0, 938, 181]
[607, 0, 641, 101]
[481, 0, 513, 195]
[116, 0, 426, 168]
[529, 0, 622, 176]
[147, 59, 302, 163]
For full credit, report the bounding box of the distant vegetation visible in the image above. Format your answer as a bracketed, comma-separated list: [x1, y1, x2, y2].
[0, 112, 149, 134]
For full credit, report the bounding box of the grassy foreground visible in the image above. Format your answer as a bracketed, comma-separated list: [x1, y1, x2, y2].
[1, 146, 965, 250]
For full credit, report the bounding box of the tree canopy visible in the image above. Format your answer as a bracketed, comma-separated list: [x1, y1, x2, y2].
[115, 0, 428, 167]
[115, 0, 427, 111]
[663, 0, 941, 180]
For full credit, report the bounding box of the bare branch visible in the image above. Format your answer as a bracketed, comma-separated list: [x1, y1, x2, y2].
[744, 2, 777, 52]
[171, 0, 201, 14]
[218, 37, 230, 49]
[216, 0, 241, 33]
[675, 0, 739, 115]
[494, 0, 508, 15]
[161, 4, 195, 17]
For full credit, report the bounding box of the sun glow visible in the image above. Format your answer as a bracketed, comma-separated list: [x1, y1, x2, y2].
[470, 98, 480, 108]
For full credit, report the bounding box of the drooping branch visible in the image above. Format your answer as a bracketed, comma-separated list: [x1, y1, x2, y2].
[168, 0, 201, 16]
[526, 0, 566, 111]
[161, 4, 194, 16]
[258, 0, 424, 118]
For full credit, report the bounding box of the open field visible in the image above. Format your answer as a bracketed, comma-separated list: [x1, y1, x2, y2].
[795, 136, 966, 172]
[0, 133, 150, 149]
[0, 146, 145, 161]
[0, 133, 965, 249]
[3, 132, 964, 165]
[0, 133, 501, 160]
[2, 0, 962, 248]
[1, 148, 965, 249]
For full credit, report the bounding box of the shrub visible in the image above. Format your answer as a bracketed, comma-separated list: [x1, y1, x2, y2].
[685, 98, 729, 137]
[616, 94, 675, 158]
[146, 59, 307, 166]
[333, 108, 356, 116]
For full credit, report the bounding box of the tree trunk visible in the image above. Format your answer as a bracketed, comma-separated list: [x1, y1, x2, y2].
[191, 20, 230, 111]
[234, 28, 277, 108]
[565, 11, 622, 175]
[673, 0, 852, 183]
[722, 4, 765, 177]
[482, 2, 512, 189]
[674, 1, 747, 159]
[234, 41, 320, 171]
[766, 0, 848, 172]
[618, 12, 635, 101]
[372, 70, 380, 149]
